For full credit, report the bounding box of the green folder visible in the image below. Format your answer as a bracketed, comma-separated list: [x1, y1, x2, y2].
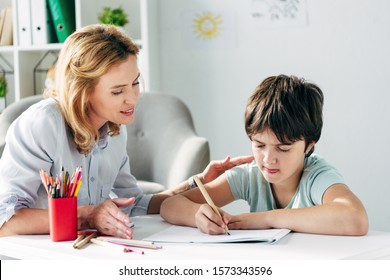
[47, 0, 76, 43]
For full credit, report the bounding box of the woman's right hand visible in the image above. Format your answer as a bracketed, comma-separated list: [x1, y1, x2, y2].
[78, 197, 135, 239]
[198, 155, 254, 184]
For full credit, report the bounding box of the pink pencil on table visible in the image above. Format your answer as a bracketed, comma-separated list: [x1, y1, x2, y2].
[107, 241, 145, 254]
[96, 236, 162, 249]
[90, 238, 145, 254]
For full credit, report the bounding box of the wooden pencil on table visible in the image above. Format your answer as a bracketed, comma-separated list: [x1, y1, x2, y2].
[74, 232, 97, 249]
[72, 232, 86, 248]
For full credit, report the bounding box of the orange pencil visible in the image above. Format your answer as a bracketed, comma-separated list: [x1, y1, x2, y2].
[39, 169, 49, 194]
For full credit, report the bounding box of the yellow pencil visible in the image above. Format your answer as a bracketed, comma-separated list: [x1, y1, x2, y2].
[193, 176, 230, 235]
[73, 178, 82, 197]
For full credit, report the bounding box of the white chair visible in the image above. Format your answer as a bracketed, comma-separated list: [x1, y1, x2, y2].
[126, 94, 210, 193]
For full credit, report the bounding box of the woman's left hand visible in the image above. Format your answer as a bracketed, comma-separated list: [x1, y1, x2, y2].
[79, 197, 135, 239]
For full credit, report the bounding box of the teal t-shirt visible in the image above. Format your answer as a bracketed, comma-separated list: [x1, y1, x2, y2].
[226, 154, 345, 211]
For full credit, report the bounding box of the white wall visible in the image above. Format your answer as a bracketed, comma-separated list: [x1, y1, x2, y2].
[149, 0, 390, 231]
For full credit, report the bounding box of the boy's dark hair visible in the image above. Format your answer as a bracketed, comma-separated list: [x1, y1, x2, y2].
[245, 74, 324, 156]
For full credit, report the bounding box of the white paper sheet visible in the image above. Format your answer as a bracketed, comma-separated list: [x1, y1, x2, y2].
[144, 225, 290, 244]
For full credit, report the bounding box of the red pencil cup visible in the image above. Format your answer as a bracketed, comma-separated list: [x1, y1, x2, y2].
[49, 197, 77, 242]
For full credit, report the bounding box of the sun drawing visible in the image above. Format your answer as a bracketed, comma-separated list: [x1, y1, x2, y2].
[193, 12, 223, 39]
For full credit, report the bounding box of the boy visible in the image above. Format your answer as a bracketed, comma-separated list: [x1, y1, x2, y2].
[160, 74, 368, 236]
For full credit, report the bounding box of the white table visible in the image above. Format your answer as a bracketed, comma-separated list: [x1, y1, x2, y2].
[1, 215, 390, 260]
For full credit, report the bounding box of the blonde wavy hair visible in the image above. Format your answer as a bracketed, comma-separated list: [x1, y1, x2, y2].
[44, 24, 139, 155]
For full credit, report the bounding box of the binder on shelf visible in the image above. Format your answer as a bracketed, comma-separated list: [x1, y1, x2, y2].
[16, 0, 33, 46]
[47, 0, 76, 43]
[0, 7, 13, 46]
[0, 8, 6, 40]
[30, 0, 57, 45]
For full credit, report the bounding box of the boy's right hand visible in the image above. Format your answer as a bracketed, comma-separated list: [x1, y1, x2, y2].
[194, 204, 231, 235]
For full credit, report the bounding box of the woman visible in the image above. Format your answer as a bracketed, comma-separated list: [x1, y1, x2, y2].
[0, 24, 253, 238]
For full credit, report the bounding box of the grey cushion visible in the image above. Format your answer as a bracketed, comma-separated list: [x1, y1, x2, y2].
[137, 180, 166, 195]
[0, 94, 210, 194]
[0, 95, 43, 156]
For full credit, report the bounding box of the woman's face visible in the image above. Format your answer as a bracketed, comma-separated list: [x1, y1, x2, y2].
[251, 128, 313, 190]
[87, 55, 140, 130]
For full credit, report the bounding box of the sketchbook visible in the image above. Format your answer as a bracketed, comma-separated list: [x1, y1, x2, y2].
[143, 225, 290, 244]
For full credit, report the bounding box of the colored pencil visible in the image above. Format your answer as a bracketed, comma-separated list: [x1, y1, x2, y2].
[39, 166, 83, 198]
[91, 238, 145, 254]
[96, 236, 162, 249]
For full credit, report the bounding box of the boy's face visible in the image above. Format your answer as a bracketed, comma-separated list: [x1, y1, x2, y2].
[251, 128, 310, 190]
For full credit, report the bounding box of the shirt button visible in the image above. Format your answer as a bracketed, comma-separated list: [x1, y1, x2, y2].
[90, 177, 95, 182]
[136, 131, 145, 138]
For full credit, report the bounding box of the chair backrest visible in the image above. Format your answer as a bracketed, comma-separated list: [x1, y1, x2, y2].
[0, 95, 43, 157]
[126, 94, 210, 188]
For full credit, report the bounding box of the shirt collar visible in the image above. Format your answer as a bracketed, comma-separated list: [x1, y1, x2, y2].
[97, 123, 110, 148]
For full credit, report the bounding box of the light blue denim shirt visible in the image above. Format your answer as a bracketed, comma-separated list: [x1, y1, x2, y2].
[0, 98, 152, 227]
[226, 155, 346, 211]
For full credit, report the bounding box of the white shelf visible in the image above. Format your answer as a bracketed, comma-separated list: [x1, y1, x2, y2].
[0, 0, 150, 110]
[16, 43, 63, 52]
